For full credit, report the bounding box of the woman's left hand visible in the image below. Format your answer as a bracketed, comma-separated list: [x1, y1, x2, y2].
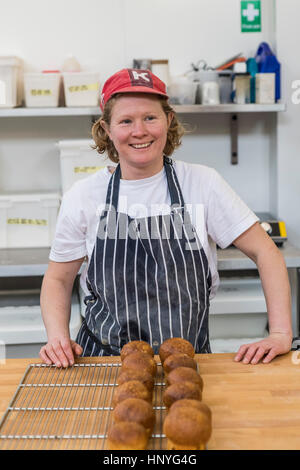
[234, 332, 292, 364]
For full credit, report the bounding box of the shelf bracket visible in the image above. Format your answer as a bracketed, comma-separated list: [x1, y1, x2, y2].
[230, 113, 238, 165]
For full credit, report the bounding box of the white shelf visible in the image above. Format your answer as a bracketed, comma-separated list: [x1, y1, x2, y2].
[0, 103, 286, 117]
[173, 103, 286, 113]
[0, 107, 100, 117]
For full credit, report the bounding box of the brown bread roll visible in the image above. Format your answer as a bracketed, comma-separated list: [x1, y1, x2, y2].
[112, 380, 152, 408]
[163, 381, 202, 409]
[118, 368, 154, 393]
[166, 367, 203, 391]
[113, 398, 155, 436]
[120, 340, 154, 361]
[122, 351, 157, 377]
[163, 353, 198, 374]
[163, 405, 212, 450]
[169, 399, 212, 420]
[159, 338, 195, 364]
[107, 421, 148, 450]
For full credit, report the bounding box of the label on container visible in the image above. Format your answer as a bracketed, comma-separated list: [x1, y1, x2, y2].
[30, 89, 52, 96]
[68, 83, 98, 93]
[241, 1, 261, 33]
[7, 218, 47, 225]
[74, 166, 104, 173]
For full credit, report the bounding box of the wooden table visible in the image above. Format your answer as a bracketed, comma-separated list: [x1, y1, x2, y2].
[1, 352, 300, 450]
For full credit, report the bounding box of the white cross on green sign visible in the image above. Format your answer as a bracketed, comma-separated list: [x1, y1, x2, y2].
[241, 1, 261, 33]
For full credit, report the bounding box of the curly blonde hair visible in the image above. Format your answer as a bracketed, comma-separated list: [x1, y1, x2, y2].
[91, 94, 185, 163]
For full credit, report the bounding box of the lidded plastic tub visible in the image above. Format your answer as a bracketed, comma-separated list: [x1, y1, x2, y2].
[57, 139, 116, 193]
[0, 192, 60, 248]
[62, 72, 100, 107]
[24, 71, 62, 107]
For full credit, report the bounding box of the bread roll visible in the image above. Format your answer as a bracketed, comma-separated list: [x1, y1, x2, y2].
[166, 367, 203, 391]
[163, 381, 202, 409]
[120, 341, 154, 361]
[159, 338, 195, 364]
[122, 351, 157, 377]
[163, 353, 197, 374]
[107, 421, 148, 450]
[113, 398, 155, 436]
[118, 368, 154, 393]
[169, 399, 211, 420]
[112, 380, 152, 407]
[163, 406, 212, 450]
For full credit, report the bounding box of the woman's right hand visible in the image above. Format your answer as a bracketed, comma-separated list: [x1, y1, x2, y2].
[39, 336, 83, 368]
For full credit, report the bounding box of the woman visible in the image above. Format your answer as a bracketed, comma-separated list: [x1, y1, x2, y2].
[40, 68, 292, 367]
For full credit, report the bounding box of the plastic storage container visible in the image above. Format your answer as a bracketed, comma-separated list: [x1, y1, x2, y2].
[198, 71, 220, 105]
[218, 71, 233, 103]
[62, 72, 100, 107]
[255, 73, 275, 104]
[24, 72, 61, 107]
[168, 77, 198, 105]
[0, 56, 23, 108]
[0, 287, 81, 359]
[209, 277, 268, 352]
[58, 139, 116, 193]
[0, 192, 60, 248]
[233, 75, 251, 104]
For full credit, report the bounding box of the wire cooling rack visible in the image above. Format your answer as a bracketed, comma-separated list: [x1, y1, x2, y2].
[0, 360, 167, 450]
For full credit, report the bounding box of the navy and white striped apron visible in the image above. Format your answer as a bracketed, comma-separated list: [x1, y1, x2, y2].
[76, 157, 212, 356]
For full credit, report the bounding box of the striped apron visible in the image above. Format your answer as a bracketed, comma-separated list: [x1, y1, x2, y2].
[76, 157, 212, 356]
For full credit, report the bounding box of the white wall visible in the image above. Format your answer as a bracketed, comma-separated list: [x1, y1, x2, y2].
[0, 0, 274, 77]
[276, 0, 300, 248]
[0, 0, 290, 219]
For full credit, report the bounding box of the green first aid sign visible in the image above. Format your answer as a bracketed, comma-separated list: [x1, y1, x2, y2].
[241, 1, 261, 32]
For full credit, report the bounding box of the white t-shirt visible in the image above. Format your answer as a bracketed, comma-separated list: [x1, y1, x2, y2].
[50, 160, 258, 298]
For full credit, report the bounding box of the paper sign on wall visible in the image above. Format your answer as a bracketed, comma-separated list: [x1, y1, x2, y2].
[241, 1, 261, 33]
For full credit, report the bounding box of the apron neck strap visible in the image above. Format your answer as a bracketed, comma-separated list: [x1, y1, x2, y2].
[163, 156, 185, 207]
[105, 156, 185, 211]
[105, 164, 121, 210]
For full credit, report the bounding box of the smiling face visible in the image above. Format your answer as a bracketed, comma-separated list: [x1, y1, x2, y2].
[102, 93, 172, 179]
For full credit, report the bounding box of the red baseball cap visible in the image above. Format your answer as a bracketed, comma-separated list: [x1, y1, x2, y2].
[100, 68, 168, 111]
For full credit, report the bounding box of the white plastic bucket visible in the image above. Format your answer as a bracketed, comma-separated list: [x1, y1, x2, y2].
[24, 72, 61, 107]
[57, 139, 116, 193]
[0, 192, 60, 248]
[62, 72, 100, 106]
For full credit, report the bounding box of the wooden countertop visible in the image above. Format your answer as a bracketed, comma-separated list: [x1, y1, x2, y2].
[1, 352, 300, 450]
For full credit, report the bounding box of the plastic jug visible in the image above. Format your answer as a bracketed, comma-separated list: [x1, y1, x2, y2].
[255, 42, 280, 101]
[61, 55, 81, 72]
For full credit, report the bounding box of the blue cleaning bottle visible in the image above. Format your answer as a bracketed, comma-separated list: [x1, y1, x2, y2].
[247, 58, 258, 103]
[255, 42, 281, 101]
